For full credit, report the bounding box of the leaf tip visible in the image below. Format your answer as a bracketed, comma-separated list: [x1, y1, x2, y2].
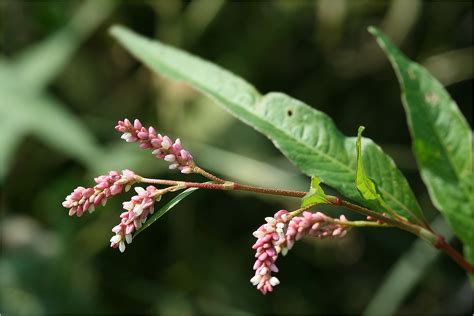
[367, 26, 379, 36]
[109, 24, 127, 38]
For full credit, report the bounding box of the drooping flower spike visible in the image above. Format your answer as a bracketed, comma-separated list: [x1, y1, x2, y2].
[250, 210, 349, 294]
[110, 185, 161, 253]
[115, 119, 195, 174]
[62, 169, 138, 217]
[250, 210, 290, 294]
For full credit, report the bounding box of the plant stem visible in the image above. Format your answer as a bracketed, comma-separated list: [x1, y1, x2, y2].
[138, 174, 473, 274]
[139, 177, 307, 197]
[332, 198, 474, 273]
[193, 166, 226, 183]
[151, 184, 186, 198]
[289, 205, 315, 217]
[232, 183, 307, 198]
[435, 238, 474, 274]
[336, 220, 392, 228]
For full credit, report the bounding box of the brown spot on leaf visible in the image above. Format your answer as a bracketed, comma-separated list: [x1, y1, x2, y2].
[425, 92, 439, 105]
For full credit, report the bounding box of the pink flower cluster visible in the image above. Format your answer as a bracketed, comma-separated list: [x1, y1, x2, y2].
[115, 119, 195, 174]
[251, 210, 289, 294]
[62, 170, 137, 217]
[250, 210, 349, 294]
[110, 186, 160, 253]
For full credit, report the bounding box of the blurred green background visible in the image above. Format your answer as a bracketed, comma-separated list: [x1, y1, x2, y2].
[1, 0, 472, 314]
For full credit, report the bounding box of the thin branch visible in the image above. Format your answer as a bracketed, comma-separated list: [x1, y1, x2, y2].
[138, 173, 473, 274]
[193, 166, 226, 183]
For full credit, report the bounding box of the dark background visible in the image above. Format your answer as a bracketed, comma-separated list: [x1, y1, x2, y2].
[1, 0, 472, 315]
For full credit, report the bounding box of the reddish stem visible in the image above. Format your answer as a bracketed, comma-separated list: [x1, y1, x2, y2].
[435, 237, 474, 274]
[233, 183, 307, 198]
[139, 175, 473, 274]
[193, 166, 226, 183]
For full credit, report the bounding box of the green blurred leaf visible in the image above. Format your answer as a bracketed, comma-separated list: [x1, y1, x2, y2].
[13, 0, 114, 90]
[0, 118, 26, 180]
[301, 176, 329, 207]
[0, 73, 103, 177]
[110, 25, 424, 224]
[370, 26, 474, 265]
[0, 0, 114, 180]
[133, 187, 199, 239]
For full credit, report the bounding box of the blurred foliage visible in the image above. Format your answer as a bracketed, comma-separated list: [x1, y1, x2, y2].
[0, 0, 472, 315]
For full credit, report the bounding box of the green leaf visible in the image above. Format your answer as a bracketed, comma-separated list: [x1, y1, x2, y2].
[0, 77, 103, 174]
[355, 126, 383, 202]
[13, 0, 114, 90]
[301, 176, 329, 207]
[369, 26, 474, 265]
[354, 126, 402, 220]
[133, 187, 199, 239]
[0, 117, 27, 180]
[0, 1, 114, 180]
[110, 25, 425, 224]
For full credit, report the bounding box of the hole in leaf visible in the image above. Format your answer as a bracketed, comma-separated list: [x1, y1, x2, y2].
[287, 109, 293, 117]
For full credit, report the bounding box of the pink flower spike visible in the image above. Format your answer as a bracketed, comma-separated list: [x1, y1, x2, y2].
[108, 185, 161, 253]
[250, 210, 350, 294]
[116, 119, 195, 172]
[250, 210, 290, 294]
[62, 169, 139, 217]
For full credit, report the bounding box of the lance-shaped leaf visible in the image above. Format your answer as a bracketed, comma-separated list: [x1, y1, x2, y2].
[356, 126, 383, 202]
[301, 176, 329, 207]
[355, 126, 403, 220]
[133, 187, 199, 238]
[110, 25, 425, 225]
[369, 26, 474, 266]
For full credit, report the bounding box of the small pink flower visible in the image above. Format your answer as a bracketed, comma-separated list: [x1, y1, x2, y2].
[109, 186, 161, 253]
[62, 170, 138, 217]
[116, 119, 195, 173]
[250, 210, 349, 294]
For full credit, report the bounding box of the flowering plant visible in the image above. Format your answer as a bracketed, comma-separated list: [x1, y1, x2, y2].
[64, 25, 473, 293]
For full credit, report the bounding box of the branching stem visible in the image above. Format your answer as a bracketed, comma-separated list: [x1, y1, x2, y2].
[138, 168, 473, 274]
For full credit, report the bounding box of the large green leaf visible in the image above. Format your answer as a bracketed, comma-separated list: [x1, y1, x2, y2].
[110, 25, 425, 224]
[369, 26, 473, 265]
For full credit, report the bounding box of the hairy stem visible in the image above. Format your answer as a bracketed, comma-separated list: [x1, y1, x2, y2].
[193, 166, 226, 183]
